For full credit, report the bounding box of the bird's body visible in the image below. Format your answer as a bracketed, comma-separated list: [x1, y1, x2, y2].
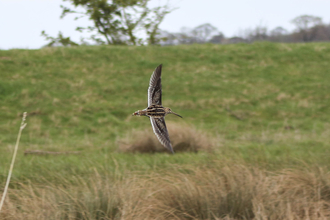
[132, 64, 182, 153]
[134, 105, 174, 118]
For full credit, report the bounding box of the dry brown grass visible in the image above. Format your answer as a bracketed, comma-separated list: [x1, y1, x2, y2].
[117, 122, 215, 153]
[2, 163, 330, 220]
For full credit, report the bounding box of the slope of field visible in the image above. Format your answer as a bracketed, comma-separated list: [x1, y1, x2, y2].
[1, 42, 330, 219]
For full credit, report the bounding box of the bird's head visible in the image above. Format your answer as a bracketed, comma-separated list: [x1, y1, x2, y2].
[165, 107, 182, 118]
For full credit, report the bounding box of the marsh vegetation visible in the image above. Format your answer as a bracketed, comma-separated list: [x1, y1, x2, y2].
[1, 42, 330, 219]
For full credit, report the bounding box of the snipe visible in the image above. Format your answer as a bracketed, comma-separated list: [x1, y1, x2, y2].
[132, 64, 182, 153]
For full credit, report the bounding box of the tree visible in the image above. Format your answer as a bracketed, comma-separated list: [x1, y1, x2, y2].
[41, 31, 79, 47]
[245, 25, 268, 42]
[269, 27, 291, 42]
[156, 30, 178, 45]
[236, 24, 268, 43]
[208, 33, 225, 44]
[144, 5, 172, 45]
[291, 15, 323, 42]
[270, 26, 287, 36]
[61, 0, 173, 45]
[158, 23, 221, 45]
[190, 23, 219, 43]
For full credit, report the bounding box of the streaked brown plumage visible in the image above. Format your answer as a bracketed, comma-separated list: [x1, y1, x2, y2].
[132, 64, 182, 153]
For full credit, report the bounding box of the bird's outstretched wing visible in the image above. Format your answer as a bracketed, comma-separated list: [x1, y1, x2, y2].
[148, 64, 162, 106]
[150, 117, 174, 153]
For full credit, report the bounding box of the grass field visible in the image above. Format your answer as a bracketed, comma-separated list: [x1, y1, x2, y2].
[1, 42, 330, 219]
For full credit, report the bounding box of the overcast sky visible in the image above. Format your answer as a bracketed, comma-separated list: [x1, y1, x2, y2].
[1, 0, 330, 50]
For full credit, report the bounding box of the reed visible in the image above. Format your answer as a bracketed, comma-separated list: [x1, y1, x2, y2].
[0, 112, 27, 214]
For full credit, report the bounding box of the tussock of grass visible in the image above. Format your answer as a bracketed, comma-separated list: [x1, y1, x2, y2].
[2, 163, 330, 219]
[118, 122, 215, 153]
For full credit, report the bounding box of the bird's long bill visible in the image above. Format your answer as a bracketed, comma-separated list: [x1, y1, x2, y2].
[171, 111, 182, 118]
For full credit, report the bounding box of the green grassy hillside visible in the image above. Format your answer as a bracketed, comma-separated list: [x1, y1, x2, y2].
[1, 42, 330, 219]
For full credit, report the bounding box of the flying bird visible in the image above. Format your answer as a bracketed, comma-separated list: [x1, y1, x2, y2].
[132, 64, 182, 153]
